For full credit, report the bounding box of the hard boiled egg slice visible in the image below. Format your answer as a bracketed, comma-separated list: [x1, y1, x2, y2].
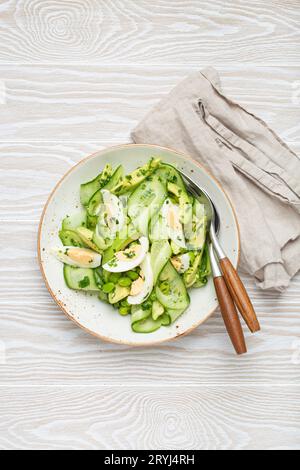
[171, 253, 190, 274]
[161, 199, 186, 249]
[127, 253, 154, 305]
[51, 247, 102, 268]
[98, 189, 125, 238]
[102, 236, 149, 273]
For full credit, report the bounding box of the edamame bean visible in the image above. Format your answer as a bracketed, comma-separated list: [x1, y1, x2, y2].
[118, 277, 132, 287]
[119, 306, 130, 316]
[109, 272, 121, 283]
[102, 282, 115, 293]
[127, 270, 139, 281]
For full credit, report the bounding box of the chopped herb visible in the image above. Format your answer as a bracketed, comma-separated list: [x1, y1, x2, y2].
[79, 276, 90, 288]
[125, 250, 136, 259]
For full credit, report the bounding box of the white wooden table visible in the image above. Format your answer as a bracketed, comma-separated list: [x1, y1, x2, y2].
[0, 0, 299, 450]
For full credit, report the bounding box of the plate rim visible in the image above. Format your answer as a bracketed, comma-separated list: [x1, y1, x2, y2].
[38, 143, 241, 346]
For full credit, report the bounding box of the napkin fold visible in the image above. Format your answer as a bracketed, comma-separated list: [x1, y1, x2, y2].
[132, 67, 300, 291]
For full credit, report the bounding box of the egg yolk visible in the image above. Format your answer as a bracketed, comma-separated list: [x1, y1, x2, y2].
[115, 244, 141, 262]
[67, 248, 94, 265]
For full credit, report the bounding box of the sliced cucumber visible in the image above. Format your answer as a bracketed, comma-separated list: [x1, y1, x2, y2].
[128, 176, 166, 235]
[93, 225, 113, 251]
[59, 229, 85, 248]
[80, 164, 113, 206]
[62, 210, 87, 231]
[63, 265, 99, 291]
[132, 316, 162, 333]
[155, 262, 190, 310]
[160, 313, 171, 326]
[87, 165, 124, 216]
[87, 189, 103, 216]
[131, 305, 150, 324]
[150, 240, 172, 284]
[131, 305, 162, 333]
[149, 211, 169, 243]
[165, 307, 187, 323]
[103, 165, 124, 192]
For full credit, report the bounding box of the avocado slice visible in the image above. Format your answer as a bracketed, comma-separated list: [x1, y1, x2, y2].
[76, 227, 102, 253]
[167, 181, 183, 199]
[59, 229, 86, 248]
[152, 300, 165, 321]
[183, 252, 203, 288]
[108, 285, 130, 304]
[186, 199, 207, 250]
[113, 158, 161, 195]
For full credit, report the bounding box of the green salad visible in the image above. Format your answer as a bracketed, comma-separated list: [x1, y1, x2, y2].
[52, 158, 211, 333]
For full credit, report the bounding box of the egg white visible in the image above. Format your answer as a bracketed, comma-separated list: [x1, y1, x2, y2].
[161, 200, 186, 248]
[127, 253, 154, 305]
[102, 236, 149, 273]
[171, 253, 190, 274]
[51, 247, 102, 268]
[98, 189, 125, 239]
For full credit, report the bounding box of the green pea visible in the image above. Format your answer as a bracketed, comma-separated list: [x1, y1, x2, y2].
[127, 270, 139, 281]
[109, 272, 121, 283]
[119, 306, 131, 316]
[118, 277, 132, 287]
[102, 282, 115, 293]
[121, 299, 130, 307]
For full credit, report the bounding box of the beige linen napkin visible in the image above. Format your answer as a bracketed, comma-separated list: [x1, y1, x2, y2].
[132, 67, 300, 291]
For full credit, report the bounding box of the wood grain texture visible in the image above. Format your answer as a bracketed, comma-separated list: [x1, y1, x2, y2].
[0, 65, 299, 142]
[0, 0, 299, 450]
[0, 0, 299, 65]
[0, 386, 299, 450]
[1, 140, 299, 221]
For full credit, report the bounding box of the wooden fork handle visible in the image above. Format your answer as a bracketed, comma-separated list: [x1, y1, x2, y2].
[214, 276, 247, 355]
[219, 257, 260, 333]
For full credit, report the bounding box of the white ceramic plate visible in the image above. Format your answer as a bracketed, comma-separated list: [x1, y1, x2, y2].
[38, 144, 240, 346]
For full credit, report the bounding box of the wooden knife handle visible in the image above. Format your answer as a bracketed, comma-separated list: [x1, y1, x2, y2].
[220, 257, 260, 333]
[213, 276, 247, 355]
